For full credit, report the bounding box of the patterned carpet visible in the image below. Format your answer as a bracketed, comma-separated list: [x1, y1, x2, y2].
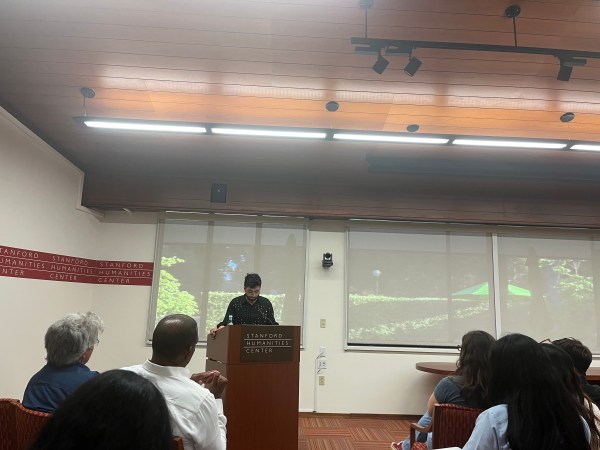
[298, 413, 417, 450]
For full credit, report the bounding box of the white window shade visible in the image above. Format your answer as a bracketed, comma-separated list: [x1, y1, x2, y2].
[347, 228, 495, 347]
[149, 218, 307, 341]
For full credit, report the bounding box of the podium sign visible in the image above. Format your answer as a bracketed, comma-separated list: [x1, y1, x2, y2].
[206, 325, 300, 450]
[240, 325, 294, 362]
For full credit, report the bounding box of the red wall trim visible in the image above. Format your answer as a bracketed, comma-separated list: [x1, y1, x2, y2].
[0, 245, 153, 286]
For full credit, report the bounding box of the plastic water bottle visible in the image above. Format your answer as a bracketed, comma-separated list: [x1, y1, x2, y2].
[227, 314, 233, 325]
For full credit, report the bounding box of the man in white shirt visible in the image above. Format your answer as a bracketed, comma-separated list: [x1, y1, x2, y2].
[123, 314, 227, 450]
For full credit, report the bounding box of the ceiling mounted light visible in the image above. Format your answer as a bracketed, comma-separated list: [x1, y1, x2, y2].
[74, 117, 206, 133]
[372, 51, 389, 74]
[352, 4, 599, 81]
[211, 127, 327, 139]
[333, 133, 448, 144]
[404, 56, 422, 76]
[452, 138, 566, 149]
[557, 57, 587, 81]
[570, 144, 600, 151]
[557, 63, 573, 82]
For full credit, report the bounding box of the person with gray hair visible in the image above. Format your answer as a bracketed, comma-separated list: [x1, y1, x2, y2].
[23, 311, 104, 412]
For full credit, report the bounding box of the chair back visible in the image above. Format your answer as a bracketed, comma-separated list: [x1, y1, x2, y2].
[431, 403, 482, 449]
[170, 436, 184, 450]
[14, 401, 52, 450]
[0, 398, 18, 450]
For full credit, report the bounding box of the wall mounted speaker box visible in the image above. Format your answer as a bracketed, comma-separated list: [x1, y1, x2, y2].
[211, 183, 227, 203]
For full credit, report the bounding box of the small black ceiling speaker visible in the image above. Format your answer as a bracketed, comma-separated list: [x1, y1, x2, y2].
[322, 252, 333, 268]
[211, 183, 227, 203]
[560, 112, 575, 123]
[326, 101, 339, 112]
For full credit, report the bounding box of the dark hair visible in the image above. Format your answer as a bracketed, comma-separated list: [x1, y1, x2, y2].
[553, 337, 593, 375]
[489, 333, 594, 450]
[542, 343, 585, 400]
[152, 314, 198, 359]
[454, 330, 495, 407]
[542, 343, 599, 449]
[244, 273, 262, 289]
[29, 370, 171, 450]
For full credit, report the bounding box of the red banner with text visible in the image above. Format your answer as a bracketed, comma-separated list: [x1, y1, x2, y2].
[0, 245, 153, 286]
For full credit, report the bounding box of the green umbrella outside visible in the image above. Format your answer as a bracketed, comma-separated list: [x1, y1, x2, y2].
[452, 282, 531, 297]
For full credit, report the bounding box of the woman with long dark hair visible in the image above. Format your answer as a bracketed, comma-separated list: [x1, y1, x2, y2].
[542, 342, 600, 450]
[463, 333, 600, 450]
[391, 330, 495, 450]
[30, 369, 172, 450]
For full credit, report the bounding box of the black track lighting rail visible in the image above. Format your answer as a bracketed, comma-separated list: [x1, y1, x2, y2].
[352, 37, 600, 61]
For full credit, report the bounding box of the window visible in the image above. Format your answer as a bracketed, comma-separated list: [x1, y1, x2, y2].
[148, 217, 307, 342]
[497, 235, 599, 346]
[347, 226, 600, 352]
[347, 228, 495, 348]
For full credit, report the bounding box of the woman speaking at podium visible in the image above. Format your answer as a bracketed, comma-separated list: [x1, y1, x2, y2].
[210, 273, 278, 337]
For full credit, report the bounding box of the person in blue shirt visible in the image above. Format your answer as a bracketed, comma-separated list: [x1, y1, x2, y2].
[29, 369, 172, 450]
[390, 330, 495, 450]
[23, 311, 104, 412]
[463, 333, 599, 450]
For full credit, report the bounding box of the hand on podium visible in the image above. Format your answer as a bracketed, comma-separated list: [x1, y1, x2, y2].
[209, 325, 225, 338]
[191, 370, 228, 398]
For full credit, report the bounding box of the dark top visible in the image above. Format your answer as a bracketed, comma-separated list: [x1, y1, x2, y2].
[582, 376, 600, 408]
[23, 362, 98, 412]
[434, 375, 485, 409]
[217, 294, 279, 327]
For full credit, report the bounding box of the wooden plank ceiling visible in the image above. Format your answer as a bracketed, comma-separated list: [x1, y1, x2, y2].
[1, 0, 600, 223]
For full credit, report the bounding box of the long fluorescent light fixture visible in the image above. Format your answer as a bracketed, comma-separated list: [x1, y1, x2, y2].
[211, 127, 326, 139]
[570, 144, 600, 152]
[452, 138, 566, 149]
[75, 116, 600, 151]
[75, 117, 206, 133]
[333, 133, 448, 145]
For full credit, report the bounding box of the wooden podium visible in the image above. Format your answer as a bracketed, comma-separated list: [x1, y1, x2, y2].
[206, 325, 300, 450]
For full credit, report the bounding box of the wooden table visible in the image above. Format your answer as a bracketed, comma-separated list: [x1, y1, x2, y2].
[416, 361, 600, 384]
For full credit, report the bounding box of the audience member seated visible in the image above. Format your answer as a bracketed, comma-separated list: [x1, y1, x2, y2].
[553, 337, 600, 408]
[542, 342, 600, 449]
[28, 369, 172, 450]
[23, 311, 104, 412]
[123, 314, 228, 450]
[390, 330, 495, 450]
[463, 333, 600, 450]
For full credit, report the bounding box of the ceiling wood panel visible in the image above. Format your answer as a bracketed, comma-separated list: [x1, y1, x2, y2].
[1, 0, 600, 223]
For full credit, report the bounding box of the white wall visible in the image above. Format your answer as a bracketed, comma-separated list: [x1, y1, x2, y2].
[0, 107, 100, 396]
[0, 106, 452, 414]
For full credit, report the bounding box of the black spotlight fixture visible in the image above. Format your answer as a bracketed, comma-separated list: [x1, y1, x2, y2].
[404, 56, 422, 76]
[557, 63, 573, 82]
[322, 253, 333, 268]
[557, 57, 586, 81]
[372, 51, 389, 74]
